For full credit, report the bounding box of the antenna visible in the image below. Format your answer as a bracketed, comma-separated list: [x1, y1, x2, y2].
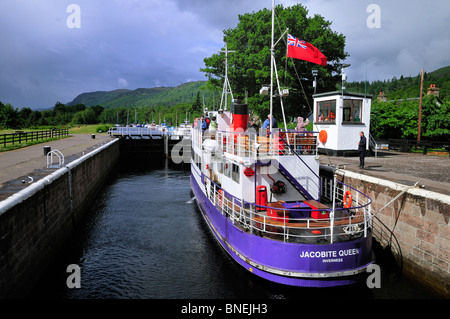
[218, 43, 235, 111]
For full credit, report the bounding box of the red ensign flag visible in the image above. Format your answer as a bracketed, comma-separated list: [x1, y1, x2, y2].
[287, 34, 327, 66]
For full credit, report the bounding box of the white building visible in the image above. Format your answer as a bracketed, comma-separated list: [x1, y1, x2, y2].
[312, 91, 372, 156]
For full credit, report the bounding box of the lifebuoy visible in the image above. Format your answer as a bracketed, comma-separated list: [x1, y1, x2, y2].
[343, 191, 352, 209]
[218, 189, 224, 207]
[319, 130, 327, 143]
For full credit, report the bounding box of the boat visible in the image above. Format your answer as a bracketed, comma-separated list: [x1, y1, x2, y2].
[190, 1, 374, 287]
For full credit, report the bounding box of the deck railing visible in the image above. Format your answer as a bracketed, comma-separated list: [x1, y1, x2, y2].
[203, 174, 372, 244]
[193, 128, 318, 160]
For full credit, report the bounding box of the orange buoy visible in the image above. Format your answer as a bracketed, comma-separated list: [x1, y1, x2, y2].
[319, 130, 327, 143]
[343, 191, 352, 209]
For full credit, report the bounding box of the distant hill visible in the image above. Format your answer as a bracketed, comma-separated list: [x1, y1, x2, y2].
[66, 65, 449, 109]
[66, 81, 208, 108]
[345, 65, 450, 100]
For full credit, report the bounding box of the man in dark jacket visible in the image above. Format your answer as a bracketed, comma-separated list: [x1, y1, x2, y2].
[358, 131, 366, 168]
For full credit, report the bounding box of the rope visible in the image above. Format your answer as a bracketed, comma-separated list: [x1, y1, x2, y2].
[375, 182, 418, 215]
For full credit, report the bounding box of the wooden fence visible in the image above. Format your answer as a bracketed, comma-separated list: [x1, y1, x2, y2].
[0, 129, 69, 147]
[388, 138, 450, 156]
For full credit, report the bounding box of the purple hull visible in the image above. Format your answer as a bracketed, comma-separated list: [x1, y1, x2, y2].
[191, 174, 374, 287]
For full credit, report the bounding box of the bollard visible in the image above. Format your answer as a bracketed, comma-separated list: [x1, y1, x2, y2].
[43, 146, 51, 155]
[91, 134, 95, 139]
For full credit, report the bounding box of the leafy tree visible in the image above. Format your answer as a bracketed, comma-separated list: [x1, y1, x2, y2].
[18, 107, 33, 128]
[90, 105, 104, 118]
[0, 102, 19, 128]
[191, 91, 202, 114]
[38, 110, 53, 126]
[370, 96, 450, 141]
[201, 4, 348, 121]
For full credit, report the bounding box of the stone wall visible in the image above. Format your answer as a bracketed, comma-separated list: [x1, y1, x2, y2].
[337, 169, 449, 297]
[0, 138, 120, 298]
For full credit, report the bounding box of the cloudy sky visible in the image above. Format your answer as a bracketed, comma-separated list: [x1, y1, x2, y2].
[1, 0, 449, 109]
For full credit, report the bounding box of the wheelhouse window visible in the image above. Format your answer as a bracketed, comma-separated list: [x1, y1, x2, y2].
[316, 100, 336, 123]
[343, 99, 362, 123]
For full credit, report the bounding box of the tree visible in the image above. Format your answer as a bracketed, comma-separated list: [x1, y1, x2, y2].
[18, 107, 32, 128]
[72, 108, 97, 124]
[191, 91, 202, 114]
[0, 102, 19, 128]
[90, 105, 104, 118]
[201, 4, 348, 121]
[370, 96, 450, 141]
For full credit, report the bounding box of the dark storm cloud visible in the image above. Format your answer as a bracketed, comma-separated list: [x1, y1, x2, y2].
[301, 0, 450, 82]
[0, 0, 449, 109]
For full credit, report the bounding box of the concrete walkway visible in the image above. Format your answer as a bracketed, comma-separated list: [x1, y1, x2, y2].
[319, 150, 450, 196]
[0, 134, 114, 200]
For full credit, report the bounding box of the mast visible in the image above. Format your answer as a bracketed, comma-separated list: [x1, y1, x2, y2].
[269, 0, 275, 132]
[218, 43, 235, 111]
[269, 0, 289, 141]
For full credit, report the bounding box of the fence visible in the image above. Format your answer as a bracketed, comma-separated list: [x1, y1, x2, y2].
[0, 129, 69, 147]
[388, 138, 449, 156]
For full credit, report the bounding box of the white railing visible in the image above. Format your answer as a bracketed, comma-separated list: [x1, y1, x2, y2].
[108, 126, 173, 137]
[369, 133, 379, 157]
[193, 128, 318, 160]
[203, 174, 372, 244]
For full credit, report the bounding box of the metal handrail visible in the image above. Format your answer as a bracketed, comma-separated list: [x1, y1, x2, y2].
[108, 126, 175, 137]
[202, 173, 372, 243]
[194, 128, 319, 160]
[369, 133, 378, 157]
[46, 149, 65, 168]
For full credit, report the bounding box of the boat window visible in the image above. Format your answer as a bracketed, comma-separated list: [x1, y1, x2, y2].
[224, 160, 231, 179]
[217, 160, 224, 174]
[316, 100, 336, 123]
[232, 164, 240, 183]
[343, 99, 362, 123]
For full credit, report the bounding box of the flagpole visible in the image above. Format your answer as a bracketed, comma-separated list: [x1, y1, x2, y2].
[418, 68, 424, 143]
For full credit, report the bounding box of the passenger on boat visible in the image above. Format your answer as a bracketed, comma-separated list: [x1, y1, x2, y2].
[201, 116, 208, 132]
[262, 114, 277, 129]
[295, 117, 309, 132]
[295, 117, 309, 153]
[204, 113, 211, 128]
[209, 116, 217, 131]
[249, 115, 261, 132]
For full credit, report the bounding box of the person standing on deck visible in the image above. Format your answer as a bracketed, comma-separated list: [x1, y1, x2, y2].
[209, 116, 217, 131]
[262, 114, 277, 129]
[358, 131, 366, 168]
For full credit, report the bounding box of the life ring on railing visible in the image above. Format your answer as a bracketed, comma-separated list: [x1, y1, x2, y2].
[218, 189, 224, 208]
[343, 191, 352, 209]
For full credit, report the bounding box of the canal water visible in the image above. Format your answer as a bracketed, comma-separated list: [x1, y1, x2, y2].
[28, 159, 438, 301]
